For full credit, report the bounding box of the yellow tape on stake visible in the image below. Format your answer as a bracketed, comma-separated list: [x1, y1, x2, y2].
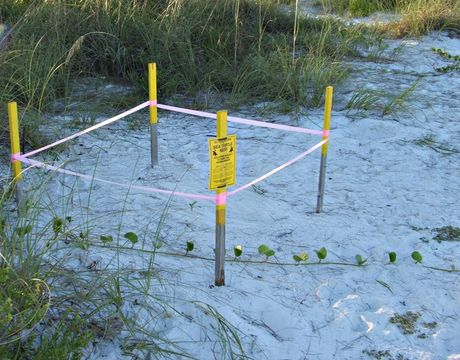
[208, 135, 236, 190]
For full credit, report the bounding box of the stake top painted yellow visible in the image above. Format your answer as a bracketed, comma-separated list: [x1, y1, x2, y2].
[148, 62, 158, 124]
[322, 86, 333, 156]
[7, 101, 22, 181]
[216, 110, 228, 139]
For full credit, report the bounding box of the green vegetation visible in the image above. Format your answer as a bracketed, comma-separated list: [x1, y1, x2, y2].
[320, 0, 399, 17]
[414, 134, 458, 155]
[389, 311, 438, 340]
[345, 81, 419, 118]
[320, 0, 460, 36]
[0, 0, 372, 113]
[0, 0, 381, 150]
[0, 182, 249, 359]
[432, 226, 460, 242]
[432, 47, 460, 73]
[389, 311, 421, 334]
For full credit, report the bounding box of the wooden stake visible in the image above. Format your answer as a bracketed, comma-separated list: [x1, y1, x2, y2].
[215, 110, 228, 286]
[316, 86, 333, 214]
[148, 63, 158, 167]
[7, 101, 24, 208]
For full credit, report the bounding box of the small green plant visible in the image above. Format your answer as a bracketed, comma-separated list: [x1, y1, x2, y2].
[233, 245, 243, 258]
[355, 254, 367, 266]
[258, 244, 275, 260]
[124, 231, 138, 245]
[432, 226, 460, 242]
[432, 48, 460, 73]
[315, 247, 327, 262]
[376, 279, 393, 293]
[346, 87, 383, 117]
[251, 185, 267, 195]
[100, 234, 113, 243]
[414, 135, 458, 155]
[293, 251, 309, 263]
[382, 80, 419, 116]
[388, 251, 397, 264]
[52, 217, 64, 235]
[188, 201, 197, 211]
[411, 251, 423, 264]
[185, 241, 194, 255]
[389, 311, 421, 335]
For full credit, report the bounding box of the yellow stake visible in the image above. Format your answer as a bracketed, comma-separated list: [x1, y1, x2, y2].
[316, 86, 333, 213]
[8, 102, 22, 182]
[148, 63, 159, 166]
[215, 110, 227, 286]
[321, 86, 333, 156]
[148, 63, 158, 124]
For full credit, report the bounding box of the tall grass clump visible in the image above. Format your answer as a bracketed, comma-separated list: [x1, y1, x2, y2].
[387, 0, 460, 36]
[320, 0, 460, 36]
[0, 0, 373, 114]
[321, 0, 399, 17]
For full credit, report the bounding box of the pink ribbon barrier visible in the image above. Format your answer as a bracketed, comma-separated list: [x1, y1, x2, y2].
[11, 152, 20, 163]
[215, 192, 227, 205]
[20, 101, 329, 159]
[13, 100, 330, 203]
[14, 154, 215, 202]
[156, 103, 325, 136]
[228, 138, 328, 197]
[12, 139, 325, 203]
[22, 101, 151, 158]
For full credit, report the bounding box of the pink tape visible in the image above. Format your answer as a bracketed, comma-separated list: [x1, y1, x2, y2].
[322, 130, 330, 137]
[22, 101, 151, 158]
[11, 153, 20, 162]
[15, 155, 215, 202]
[215, 192, 227, 205]
[228, 139, 328, 197]
[157, 104, 325, 136]
[149, 100, 157, 106]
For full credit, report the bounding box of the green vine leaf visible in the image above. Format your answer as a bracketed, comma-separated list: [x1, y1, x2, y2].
[293, 251, 309, 263]
[100, 235, 113, 243]
[315, 247, 327, 261]
[411, 251, 423, 263]
[355, 254, 367, 266]
[124, 232, 138, 244]
[186, 241, 194, 253]
[258, 244, 275, 259]
[234, 245, 243, 258]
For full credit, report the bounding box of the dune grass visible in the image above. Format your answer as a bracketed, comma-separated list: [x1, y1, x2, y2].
[0, 0, 373, 110]
[319, 0, 460, 36]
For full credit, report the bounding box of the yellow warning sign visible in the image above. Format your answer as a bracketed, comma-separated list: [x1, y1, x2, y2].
[209, 135, 236, 190]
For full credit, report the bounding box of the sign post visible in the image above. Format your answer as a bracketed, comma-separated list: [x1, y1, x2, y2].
[209, 110, 236, 286]
[148, 63, 158, 167]
[316, 86, 333, 213]
[8, 102, 23, 208]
